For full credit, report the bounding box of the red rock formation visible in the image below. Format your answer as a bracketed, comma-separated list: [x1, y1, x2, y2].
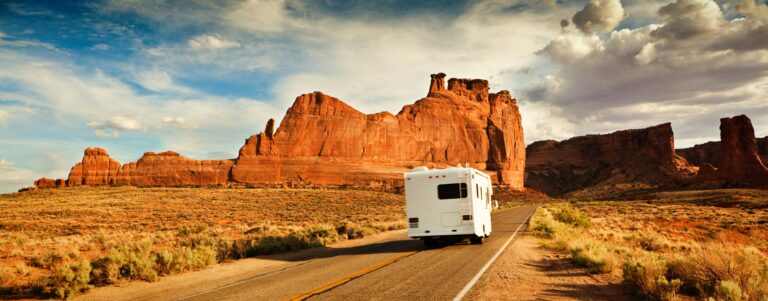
[525, 123, 695, 196]
[33, 178, 66, 188]
[695, 115, 768, 185]
[233, 73, 525, 186]
[32, 73, 526, 189]
[67, 147, 121, 186]
[113, 151, 234, 187]
[678, 136, 768, 168]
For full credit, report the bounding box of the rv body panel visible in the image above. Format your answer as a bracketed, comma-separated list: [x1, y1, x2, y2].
[405, 166, 494, 240]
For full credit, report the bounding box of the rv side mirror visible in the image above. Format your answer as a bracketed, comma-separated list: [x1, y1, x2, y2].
[493, 200, 499, 210]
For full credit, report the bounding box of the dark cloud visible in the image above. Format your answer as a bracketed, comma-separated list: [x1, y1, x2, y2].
[572, 0, 625, 33]
[535, 0, 768, 146]
[651, 0, 723, 40]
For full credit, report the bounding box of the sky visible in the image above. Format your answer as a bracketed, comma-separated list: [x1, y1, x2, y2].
[0, 0, 767, 193]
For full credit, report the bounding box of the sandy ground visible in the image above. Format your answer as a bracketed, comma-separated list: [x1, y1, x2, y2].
[467, 234, 633, 301]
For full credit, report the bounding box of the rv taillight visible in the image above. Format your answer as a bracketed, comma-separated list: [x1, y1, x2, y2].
[409, 217, 419, 223]
[462, 215, 472, 221]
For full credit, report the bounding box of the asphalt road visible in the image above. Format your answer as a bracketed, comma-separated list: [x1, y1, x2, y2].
[175, 206, 537, 301]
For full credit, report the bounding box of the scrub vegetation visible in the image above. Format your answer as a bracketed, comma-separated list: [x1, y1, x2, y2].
[0, 186, 405, 299]
[531, 189, 768, 301]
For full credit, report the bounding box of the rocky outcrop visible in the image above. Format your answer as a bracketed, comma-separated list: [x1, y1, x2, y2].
[233, 72, 525, 186]
[67, 147, 121, 186]
[678, 136, 768, 168]
[695, 115, 768, 186]
[113, 152, 234, 187]
[32, 73, 526, 189]
[525, 123, 695, 196]
[33, 178, 66, 188]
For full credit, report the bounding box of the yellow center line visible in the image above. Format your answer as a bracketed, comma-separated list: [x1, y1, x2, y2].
[285, 250, 419, 301]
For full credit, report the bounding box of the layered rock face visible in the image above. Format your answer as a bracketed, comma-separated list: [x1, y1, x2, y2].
[694, 115, 768, 186]
[525, 123, 694, 196]
[113, 152, 234, 187]
[32, 73, 526, 189]
[678, 136, 768, 168]
[234, 72, 525, 186]
[67, 147, 121, 186]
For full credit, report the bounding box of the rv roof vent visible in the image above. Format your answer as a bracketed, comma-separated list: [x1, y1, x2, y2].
[412, 166, 429, 172]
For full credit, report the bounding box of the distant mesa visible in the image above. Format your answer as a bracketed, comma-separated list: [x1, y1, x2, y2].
[525, 123, 696, 196]
[30, 73, 526, 190]
[686, 115, 768, 186]
[526, 114, 768, 196]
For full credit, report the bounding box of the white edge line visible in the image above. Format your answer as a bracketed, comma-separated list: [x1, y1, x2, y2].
[452, 207, 537, 301]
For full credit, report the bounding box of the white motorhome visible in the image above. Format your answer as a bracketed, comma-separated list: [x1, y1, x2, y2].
[404, 166, 497, 247]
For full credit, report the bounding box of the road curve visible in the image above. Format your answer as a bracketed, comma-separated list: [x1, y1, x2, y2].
[177, 206, 536, 301]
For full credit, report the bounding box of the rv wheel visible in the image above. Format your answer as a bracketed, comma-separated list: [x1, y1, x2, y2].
[470, 236, 484, 245]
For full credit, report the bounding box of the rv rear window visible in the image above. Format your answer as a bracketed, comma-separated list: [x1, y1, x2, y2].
[437, 183, 468, 199]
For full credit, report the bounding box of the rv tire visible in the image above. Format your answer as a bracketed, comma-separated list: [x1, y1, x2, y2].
[470, 236, 484, 245]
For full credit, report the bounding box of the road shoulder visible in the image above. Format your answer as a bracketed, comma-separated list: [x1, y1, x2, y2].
[466, 234, 629, 301]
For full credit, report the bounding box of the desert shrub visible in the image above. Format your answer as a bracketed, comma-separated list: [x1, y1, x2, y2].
[49, 260, 92, 300]
[0, 267, 13, 294]
[15, 261, 30, 276]
[336, 221, 372, 240]
[90, 240, 157, 285]
[31, 251, 66, 269]
[307, 224, 339, 245]
[368, 221, 407, 232]
[540, 238, 570, 251]
[257, 234, 324, 254]
[553, 205, 591, 228]
[532, 219, 556, 238]
[154, 249, 175, 275]
[622, 253, 681, 300]
[570, 242, 618, 274]
[216, 239, 254, 261]
[716, 280, 743, 301]
[636, 232, 665, 252]
[178, 224, 209, 237]
[667, 243, 767, 300]
[155, 245, 217, 276]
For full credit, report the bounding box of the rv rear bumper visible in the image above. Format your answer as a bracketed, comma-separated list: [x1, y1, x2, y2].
[408, 229, 476, 238]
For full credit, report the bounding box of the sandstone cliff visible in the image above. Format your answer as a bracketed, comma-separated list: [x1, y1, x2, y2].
[678, 136, 768, 168]
[32, 73, 526, 189]
[694, 115, 768, 186]
[67, 147, 121, 186]
[525, 123, 694, 196]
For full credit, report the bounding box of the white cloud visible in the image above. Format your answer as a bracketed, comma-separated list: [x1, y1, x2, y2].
[136, 68, 196, 94]
[0, 159, 37, 193]
[162, 116, 198, 129]
[0, 32, 6, 38]
[93, 43, 110, 51]
[519, 101, 576, 142]
[0, 46, 280, 157]
[0, 159, 14, 169]
[529, 0, 768, 147]
[87, 116, 146, 138]
[539, 31, 603, 63]
[0, 108, 8, 126]
[188, 34, 241, 50]
[224, 0, 305, 33]
[572, 0, 625, 33]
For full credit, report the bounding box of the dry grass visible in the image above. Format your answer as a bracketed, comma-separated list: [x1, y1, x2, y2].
[533, 189, 768, 300]
[0, 186, 405, 299]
